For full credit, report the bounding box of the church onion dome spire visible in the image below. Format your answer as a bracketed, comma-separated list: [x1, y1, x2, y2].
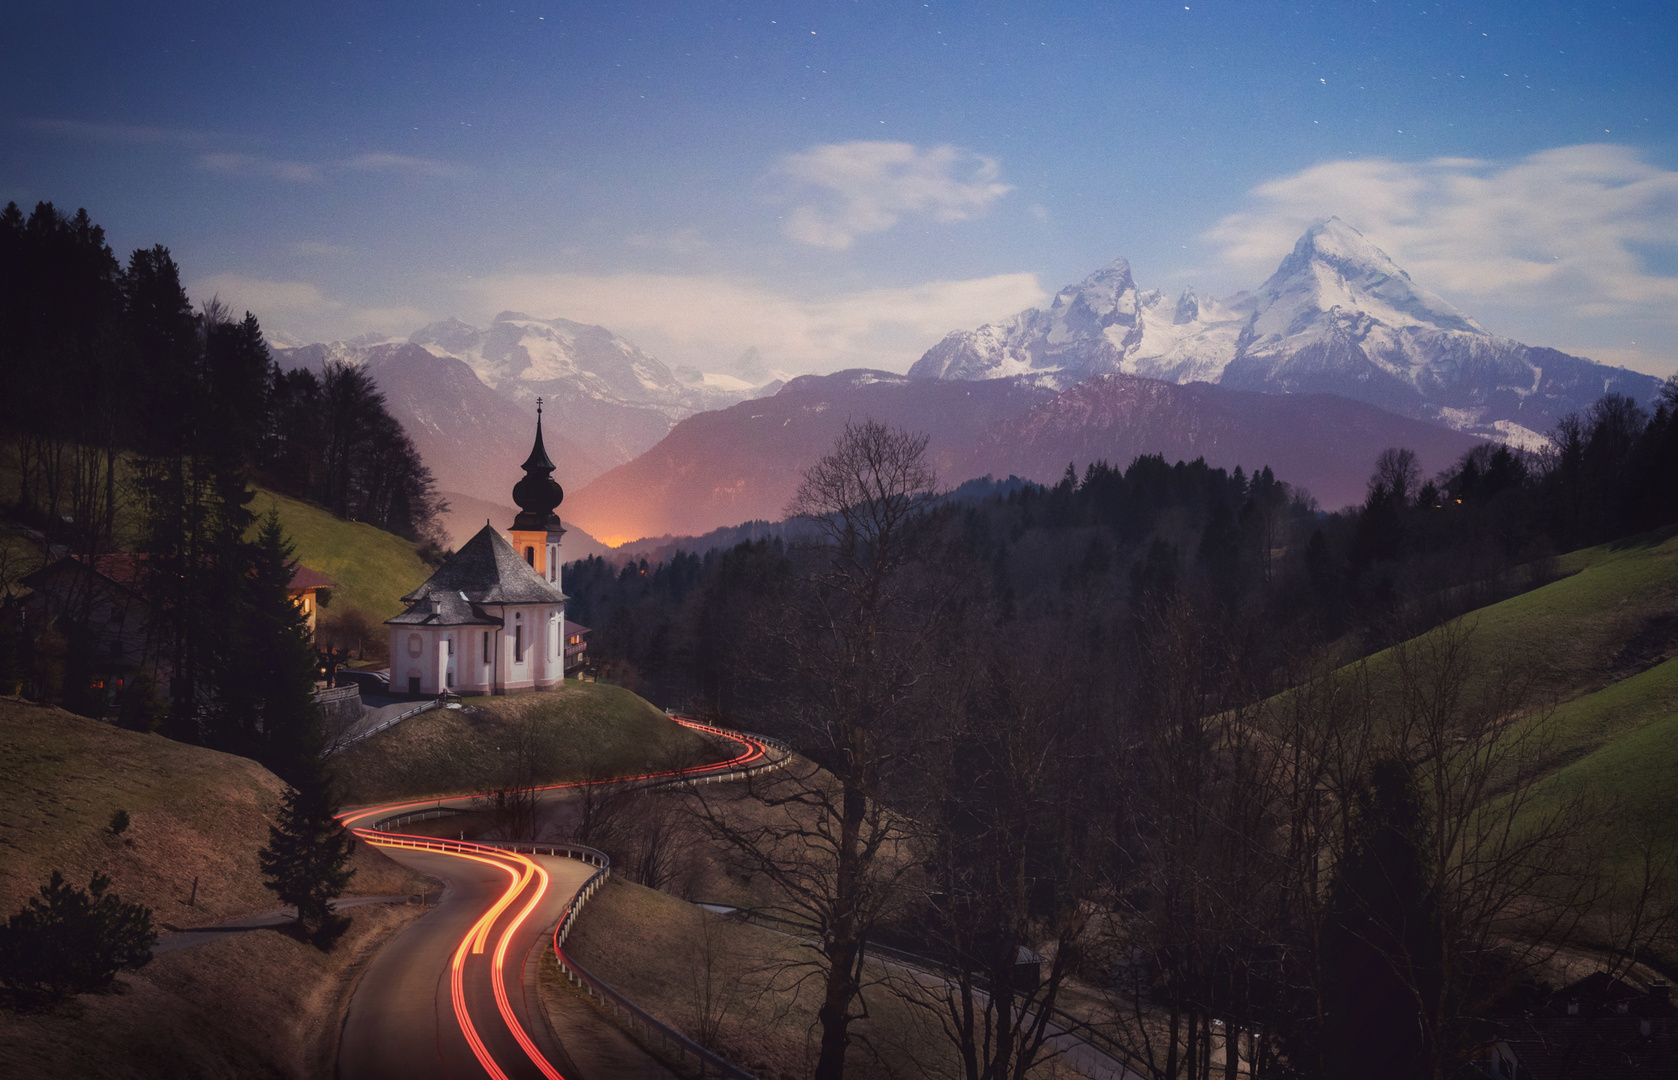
[512, 398, 564, 532]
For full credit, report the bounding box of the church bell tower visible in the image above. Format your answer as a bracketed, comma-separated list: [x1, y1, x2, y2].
[509, 398, 566, 586]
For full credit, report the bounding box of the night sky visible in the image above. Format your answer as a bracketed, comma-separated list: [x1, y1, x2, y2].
[4, 1, 1675, 377]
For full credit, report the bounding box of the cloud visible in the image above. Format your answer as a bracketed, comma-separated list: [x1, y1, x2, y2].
[200, 152, 321, 183]
[1205, 144, 1678, 322]
[627, 227, 709, 255]
[777, 141, 1012, 249]
[345, 152, 464, 178]
[186, 273, 429, 343]
[21, 118, 208, 146]
[285, 240, 350, 257]
[467, 270, 1046, 373]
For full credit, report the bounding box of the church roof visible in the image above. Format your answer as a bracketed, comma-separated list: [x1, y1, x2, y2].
[386, 590, 503, 627]
[521, 413, 555, 473]
[399, 524, 567, 608]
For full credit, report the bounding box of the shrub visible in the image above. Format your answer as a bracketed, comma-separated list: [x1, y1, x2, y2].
[0, 871, 157, 1003]
[108, 808, 130, 835]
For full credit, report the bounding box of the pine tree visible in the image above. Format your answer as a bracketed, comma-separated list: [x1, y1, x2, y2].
[0, 870, 157, 1002]
[1321, 758, 1439, 1080]
[207, 509, 323, 778]
[258, 774, 355, 949]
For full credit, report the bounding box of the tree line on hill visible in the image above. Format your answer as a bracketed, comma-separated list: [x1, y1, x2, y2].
[0, 200, 445, 554]
[1, 201, 367, 958]
[568, 380, 1678, 709]
[565, 393, 1678, 1079]
[0, 201, 441, 776]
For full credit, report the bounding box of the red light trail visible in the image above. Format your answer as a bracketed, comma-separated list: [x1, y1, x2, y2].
[339, 718, 771, 1079]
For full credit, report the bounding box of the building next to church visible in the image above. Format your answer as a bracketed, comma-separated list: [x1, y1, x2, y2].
[386, 403, 568, 697]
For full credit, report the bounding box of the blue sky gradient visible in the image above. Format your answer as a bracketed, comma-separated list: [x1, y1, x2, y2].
[5, 1, 1675, 376]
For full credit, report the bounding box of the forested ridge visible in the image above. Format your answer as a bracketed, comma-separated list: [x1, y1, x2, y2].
[565, 388, 1678, 1078]
[0, 200, 446, 553]
[0, 200, 438, 777]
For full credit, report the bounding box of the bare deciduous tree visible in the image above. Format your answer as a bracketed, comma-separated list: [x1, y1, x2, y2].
[691, 419, 949, 1080]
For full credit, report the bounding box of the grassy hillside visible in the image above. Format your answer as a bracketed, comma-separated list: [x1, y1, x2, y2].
[331, 682, 724, 805]
[0, 697, 438, 1079]
[554, 877, 994, 1080]
[0, 696, 428, 918]
[1346, 527, 1678, 710]
[1520, 657, 1678, 884]
[250, 487, 431, 624]
[1305, 528, 1678, 901]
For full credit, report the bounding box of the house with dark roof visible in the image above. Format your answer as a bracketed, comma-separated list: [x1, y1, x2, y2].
[385, 402, 568, 697]
[563, 621, 590, 675]
[19, 553, 335, 706]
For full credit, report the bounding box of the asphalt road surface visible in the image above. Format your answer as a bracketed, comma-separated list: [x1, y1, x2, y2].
[338, 846, 594, 1080]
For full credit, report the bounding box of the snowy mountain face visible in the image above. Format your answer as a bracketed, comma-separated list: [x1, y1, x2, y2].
[274, 311, 782, 502]
[911, 217, 1664, 447]
[408, 311, 751, 418]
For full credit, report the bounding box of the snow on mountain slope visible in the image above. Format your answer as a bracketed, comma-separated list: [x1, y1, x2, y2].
[912, 217, 1664, 445]
[276, 311, 788, 501]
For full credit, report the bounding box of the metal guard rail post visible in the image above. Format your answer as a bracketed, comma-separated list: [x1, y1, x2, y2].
[329, 697, 445, 756]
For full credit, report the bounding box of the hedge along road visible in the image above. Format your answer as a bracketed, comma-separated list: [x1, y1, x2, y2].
[334, 719, 775, 1080]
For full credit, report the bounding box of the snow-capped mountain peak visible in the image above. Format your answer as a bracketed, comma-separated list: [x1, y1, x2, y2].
[912, 217, 1663, 445]
[1255, 217, 1482, 338]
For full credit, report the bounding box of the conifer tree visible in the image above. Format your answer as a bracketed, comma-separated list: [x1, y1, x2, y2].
[258, 772, 355, 949]
[0, 870, 157, 1002]
[207, 509, 323, 777]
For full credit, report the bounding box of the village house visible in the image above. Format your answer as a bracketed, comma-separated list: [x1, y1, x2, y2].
[19, 552, 334, 706]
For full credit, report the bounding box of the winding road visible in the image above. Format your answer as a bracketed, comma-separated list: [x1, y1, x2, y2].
[334, 718, 774, 1080]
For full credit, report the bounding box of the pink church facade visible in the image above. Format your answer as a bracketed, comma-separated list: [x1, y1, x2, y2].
[386, 405, 568, 697]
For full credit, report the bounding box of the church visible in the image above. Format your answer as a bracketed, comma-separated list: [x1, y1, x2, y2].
[386, 403, 568, 697]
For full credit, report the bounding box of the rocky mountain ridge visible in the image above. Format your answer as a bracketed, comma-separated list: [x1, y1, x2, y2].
[272, 312, 782, 548]
[911, 218, 1664, 448]
[562, 367, 1483, 543]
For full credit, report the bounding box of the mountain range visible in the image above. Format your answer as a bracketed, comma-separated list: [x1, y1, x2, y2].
[272, 313, 778, 549]
[910, 218, 1664, 449]
[560, 368, 1483, 544]
[273, 219, 1665, 552]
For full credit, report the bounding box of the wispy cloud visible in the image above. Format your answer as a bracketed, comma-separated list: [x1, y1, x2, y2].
[627, 227, 709, 255]
[21, 117, 208, 146]
[777, 141, 1013, 250]
[187, 273, 429, 343]
[345, 152, 464, 178]
[200, 152, 321, 183]
[285, 240, 350, 257]
[1206, 144, 1678, 322]
[466, 270, 1046, 373]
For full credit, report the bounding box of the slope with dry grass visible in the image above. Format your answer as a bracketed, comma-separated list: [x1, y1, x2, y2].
[0, 696, 435, 1079]
[557, 870, 1087, 1079]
